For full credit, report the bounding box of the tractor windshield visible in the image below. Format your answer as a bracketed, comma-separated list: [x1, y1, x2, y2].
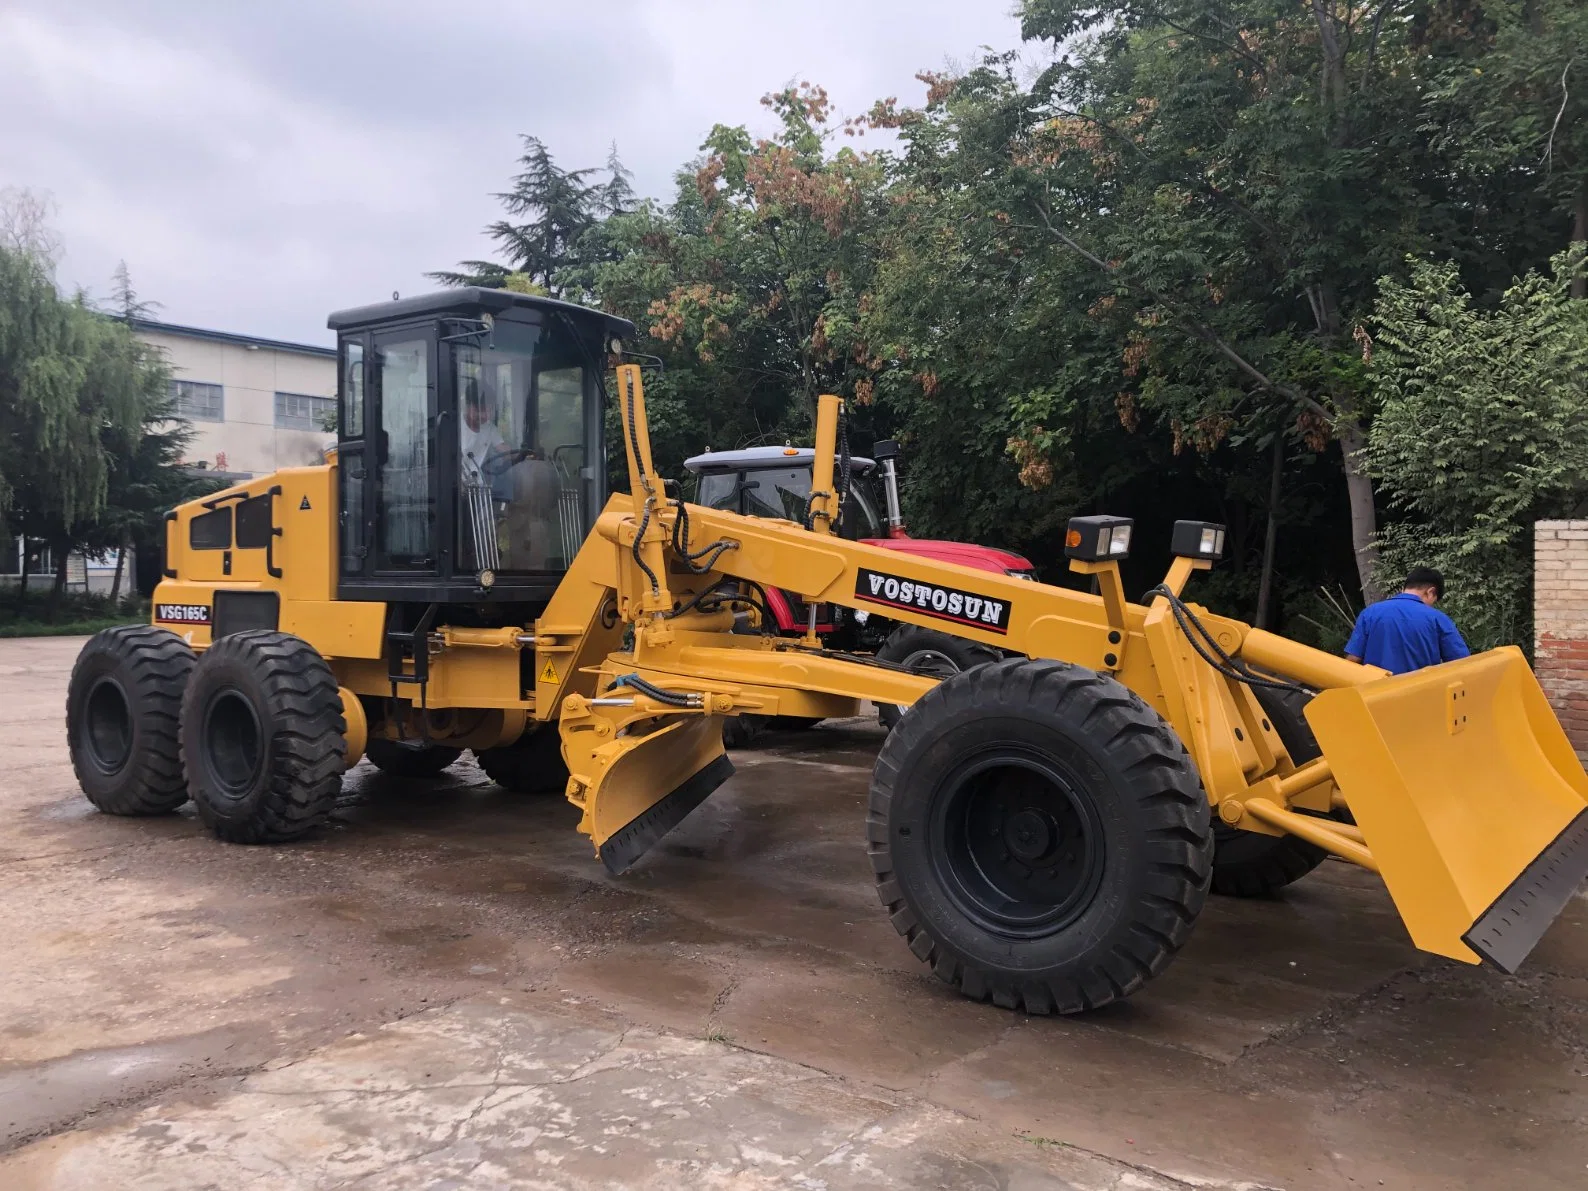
[454, 319, 592, 574]
[697, 465, 885, 540]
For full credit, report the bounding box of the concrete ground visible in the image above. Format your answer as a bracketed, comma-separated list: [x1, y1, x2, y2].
[1, 636, 1585, 1190]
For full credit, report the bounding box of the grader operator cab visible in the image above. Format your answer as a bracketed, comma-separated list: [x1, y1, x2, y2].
[67, 289, 1588, 1015]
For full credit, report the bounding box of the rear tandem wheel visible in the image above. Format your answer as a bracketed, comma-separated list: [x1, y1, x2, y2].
[180, 630, 347, 844]
[475, 726, 569, 794]
[66, 625, 196, 816]
[869, 658, 1213, 1014]
[365, 740, 464, 778]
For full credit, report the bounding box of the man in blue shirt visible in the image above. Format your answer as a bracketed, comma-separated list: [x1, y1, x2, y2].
[1344, 567, 1471, 675]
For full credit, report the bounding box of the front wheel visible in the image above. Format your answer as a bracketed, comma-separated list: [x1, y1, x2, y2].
[181, 631, 346, 843]
[869, 659, 1213, 1014]
[875, 625, 1001, 729]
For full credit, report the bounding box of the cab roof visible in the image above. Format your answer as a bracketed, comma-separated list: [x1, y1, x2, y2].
[684, 446, 875, 474]
[327, 287, 636, 340]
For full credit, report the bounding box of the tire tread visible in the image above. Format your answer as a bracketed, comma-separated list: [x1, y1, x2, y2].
[182, 630, 344, 844]
[66, 625, 195, 815]
[867, 657, 1213, 1015]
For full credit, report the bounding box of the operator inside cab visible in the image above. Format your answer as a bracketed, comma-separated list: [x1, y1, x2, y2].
[455, 333, 561, 573]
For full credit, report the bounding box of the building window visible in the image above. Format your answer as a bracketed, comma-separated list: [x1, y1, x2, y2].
[275, 392, 335, 431]
[0, 537, 53, 575]
[171, 379, 224, 422]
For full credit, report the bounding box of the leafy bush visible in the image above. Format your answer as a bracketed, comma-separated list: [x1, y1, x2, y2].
[0, 590, 147, 636]
[1368, 250, 1588, 652]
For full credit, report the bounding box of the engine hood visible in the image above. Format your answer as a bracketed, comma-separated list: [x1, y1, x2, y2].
[861, 536, 1034, 575]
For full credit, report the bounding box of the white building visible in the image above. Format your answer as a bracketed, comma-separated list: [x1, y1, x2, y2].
[1, 319, 337, 593]
[132, 318, 338, 479]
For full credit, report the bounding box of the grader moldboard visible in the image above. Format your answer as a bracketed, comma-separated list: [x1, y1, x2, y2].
[67, 289, 1588, 1013]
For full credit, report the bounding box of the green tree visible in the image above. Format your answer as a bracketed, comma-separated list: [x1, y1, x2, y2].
[0, 222, 181, 604]
[1002, 0, 1541, 600]
[1368, 249, 1588, 650]
[1424, 1, 1588, 296]
[607, 84, 888, 432]
[432, 136, 627, 298]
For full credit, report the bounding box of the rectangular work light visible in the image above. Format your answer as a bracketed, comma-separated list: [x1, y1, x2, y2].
[1065, 515, 1134, 562]
[1170, 519, 1227, 561]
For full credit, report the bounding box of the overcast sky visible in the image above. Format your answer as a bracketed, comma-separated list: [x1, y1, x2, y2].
[0, 1, 1026, 346]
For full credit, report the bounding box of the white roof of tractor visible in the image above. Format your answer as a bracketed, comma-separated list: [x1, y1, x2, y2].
[683, 446, 875, 474]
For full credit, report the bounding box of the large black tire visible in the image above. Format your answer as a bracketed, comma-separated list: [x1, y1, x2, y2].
[721, 715, 764, 750]
[364, 739, 463, 778]
[869, 659, 1213, 1014]
[1209, 686, 1330, 898]
[181, 630, 345, 844]
[66, 625, 195, 816]
[475, 726, 568, 794]
[875, 625, 1002, 729]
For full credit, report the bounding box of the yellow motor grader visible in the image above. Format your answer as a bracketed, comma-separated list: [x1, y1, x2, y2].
[66, 289, 1588, 1013]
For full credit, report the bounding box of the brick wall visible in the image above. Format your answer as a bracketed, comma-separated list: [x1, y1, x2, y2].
[1535, 520, 1588, 764]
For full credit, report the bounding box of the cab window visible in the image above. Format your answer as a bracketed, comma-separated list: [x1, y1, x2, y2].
[697, 466, 884, 539]
[453, 320, 591, 574]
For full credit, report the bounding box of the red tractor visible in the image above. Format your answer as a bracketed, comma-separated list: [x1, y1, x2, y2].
[684, 440, 1036, 730]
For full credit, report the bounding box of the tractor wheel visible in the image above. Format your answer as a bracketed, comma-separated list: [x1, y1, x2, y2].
[66, 625, 196, 816]
[870, 659, 1212, 1014]
[1209, 686, 1330, 898]
[181, 630, 345, 844]
[875, 625, 1001, 729]
[475, 726, 568, 794]
[722, 714, 765, 750]
[364, 740, 463, 778]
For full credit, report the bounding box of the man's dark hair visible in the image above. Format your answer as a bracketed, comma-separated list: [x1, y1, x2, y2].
[1403, 566, 1444, 599]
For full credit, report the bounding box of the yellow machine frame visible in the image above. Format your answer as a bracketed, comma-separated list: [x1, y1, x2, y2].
[152, 365, 1588, 983]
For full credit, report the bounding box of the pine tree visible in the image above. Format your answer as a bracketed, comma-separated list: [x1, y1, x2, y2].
[431, 137, 633, 297]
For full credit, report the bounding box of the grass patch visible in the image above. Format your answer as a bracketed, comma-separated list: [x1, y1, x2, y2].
[1017, 1134, 1072, 1150]
[0, 592, 147, 638]
[0, 616, 141, 638]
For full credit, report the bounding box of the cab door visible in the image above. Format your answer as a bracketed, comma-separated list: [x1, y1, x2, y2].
[370, 329, 439, 575]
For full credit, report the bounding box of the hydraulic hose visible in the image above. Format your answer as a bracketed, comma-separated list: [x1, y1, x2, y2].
[608, 672, 703, 708]
[1143, 585, 1309, 695]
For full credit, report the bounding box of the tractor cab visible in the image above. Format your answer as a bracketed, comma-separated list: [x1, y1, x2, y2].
[685, 446, 887, 540]
[328, 288, 633, 607]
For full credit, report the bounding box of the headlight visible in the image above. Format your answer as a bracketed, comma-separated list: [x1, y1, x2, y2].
[1170, 520, 1227, 561]
[1005, 568, 1037, 580]
[1064, 515, 1134, 562]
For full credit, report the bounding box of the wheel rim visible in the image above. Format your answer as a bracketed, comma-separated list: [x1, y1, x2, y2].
[899, 648, 963, 681]
[204, 688, 263, 796]
[83, 676, 133, 775]
[929, 751, 1106, 939]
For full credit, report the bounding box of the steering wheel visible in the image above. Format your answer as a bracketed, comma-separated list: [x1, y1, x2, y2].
[479, 446, 539, 476]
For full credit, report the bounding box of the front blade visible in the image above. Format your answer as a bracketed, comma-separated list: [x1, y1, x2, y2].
[578, 714, 734, 875]
[1307, 647, 1588, 969]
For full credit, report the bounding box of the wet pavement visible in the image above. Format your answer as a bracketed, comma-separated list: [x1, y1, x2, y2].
[1, 635, 1585, 1188]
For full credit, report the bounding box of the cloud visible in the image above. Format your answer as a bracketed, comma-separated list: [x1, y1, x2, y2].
[0, 1, 1022, 343]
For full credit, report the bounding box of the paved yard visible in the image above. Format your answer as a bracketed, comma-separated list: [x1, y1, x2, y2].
[1, 635, 1585, 1189]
